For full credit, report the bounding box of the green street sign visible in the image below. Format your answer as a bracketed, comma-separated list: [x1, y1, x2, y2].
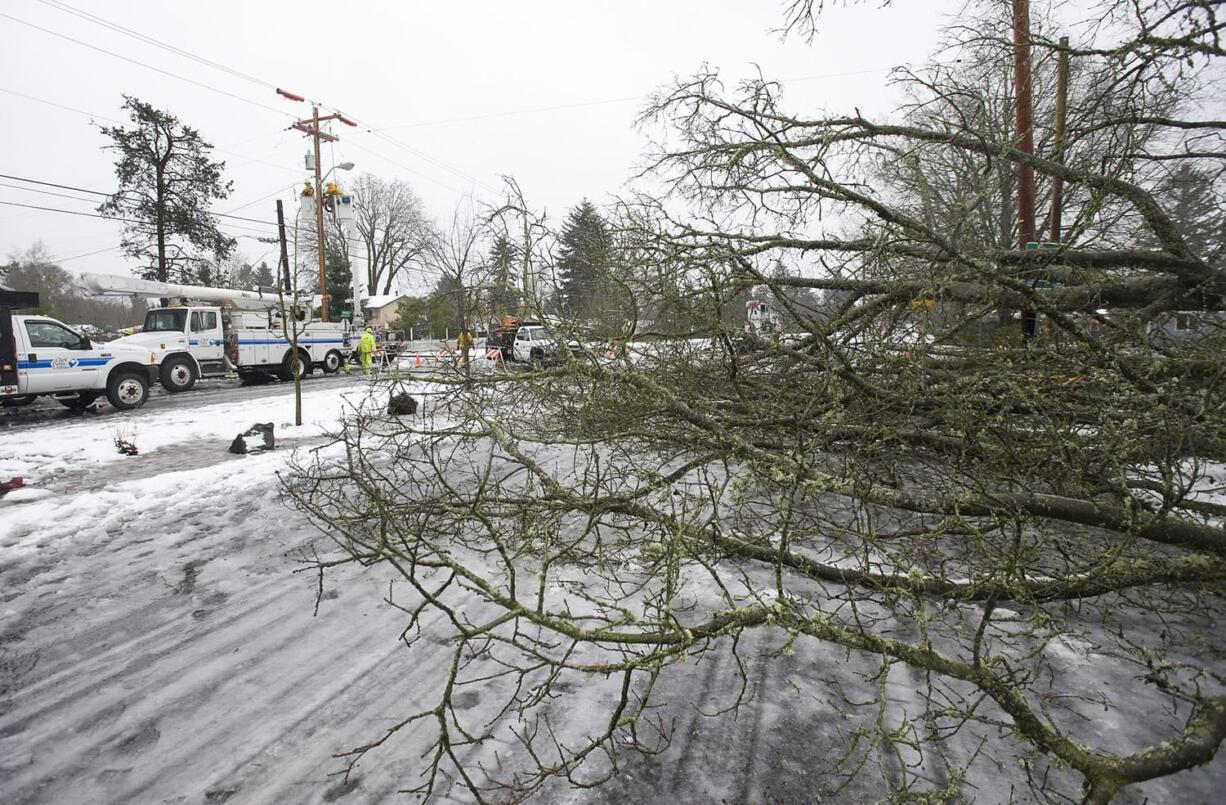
[340, 310, 352, 319]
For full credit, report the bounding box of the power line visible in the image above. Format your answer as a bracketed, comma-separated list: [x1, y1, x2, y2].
[1, 179, 437, 281]
[373, 65, 909, 131]
[223, 184, 295, 215]
[353, 128, 496, 195]
[0, 174, 284, 227]
[0, 173, 107, 196]
[0, 180, 101, 204]
[15, 1, 489, 196]
[0, 11, 289, 117]
[0, 85, 123, 124]
[0, 195, 405, 262]
[54, 244, 123, 262]
[343, 139, 474, 197]
[7, 2, 492, 200]
[0, 199, 140, 224]
[36, 0, 279, 91]
[0, 86, 299, 174]
[379, 95, 645, 130]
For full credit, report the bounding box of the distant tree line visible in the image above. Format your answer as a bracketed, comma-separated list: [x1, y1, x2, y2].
[1, 244, 146, 330]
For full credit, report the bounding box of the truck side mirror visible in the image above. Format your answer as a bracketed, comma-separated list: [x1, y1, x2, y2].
[80, 336, 93, 350]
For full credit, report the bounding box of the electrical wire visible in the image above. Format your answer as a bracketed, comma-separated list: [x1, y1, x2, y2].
[372, 66, 910, 131]
[0, 174, 107, 195]
[0, 87, 299, 174]
[343, 139, 473, 197]
[0, 11, 289, 117]
[36, 0, 279, 91]
[0, 195, 433, 273]
[53, 244, 123, 262]
[0, 180, 102, 204]
[0, 199, 141, 223]
[7, 4, 493, 200]
[0, 85, 123, 124]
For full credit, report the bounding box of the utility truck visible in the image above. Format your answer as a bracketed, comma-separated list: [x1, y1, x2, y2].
[1, 289, 159, 410]
[80, 273, 352, 391]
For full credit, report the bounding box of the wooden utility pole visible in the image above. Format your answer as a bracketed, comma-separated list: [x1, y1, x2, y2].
[275, 199, 291, 291]
[1049, 36, 1071, 244]
[288, 100, 357, 323]
[1013, 0, 1040, 339]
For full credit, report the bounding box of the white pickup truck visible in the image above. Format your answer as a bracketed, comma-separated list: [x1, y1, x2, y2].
[511, 323, 584, 368]
[1, 305, 158, 410]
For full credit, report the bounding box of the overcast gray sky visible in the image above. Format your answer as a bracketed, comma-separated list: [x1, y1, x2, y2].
[0, 0, 969, 289]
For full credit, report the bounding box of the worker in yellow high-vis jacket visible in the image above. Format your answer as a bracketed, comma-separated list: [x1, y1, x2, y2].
[358, 327, 376, 374]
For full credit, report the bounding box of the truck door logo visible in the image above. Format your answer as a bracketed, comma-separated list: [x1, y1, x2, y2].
[50, 357, 80, 369]
[68, 357, 79, 368]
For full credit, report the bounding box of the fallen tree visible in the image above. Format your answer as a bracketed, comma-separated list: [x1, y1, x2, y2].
[286, 2, 1226, 801]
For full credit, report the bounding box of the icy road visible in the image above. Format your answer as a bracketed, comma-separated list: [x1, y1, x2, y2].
[0, 380, 815, 805]
[2, 378, 1220, 804]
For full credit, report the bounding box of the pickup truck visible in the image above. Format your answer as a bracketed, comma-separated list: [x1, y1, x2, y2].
[1, 306, 159, 410]
[510, 324, 584, 368]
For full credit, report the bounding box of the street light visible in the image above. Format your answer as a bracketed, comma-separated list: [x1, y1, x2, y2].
[322, 161, 355, 183]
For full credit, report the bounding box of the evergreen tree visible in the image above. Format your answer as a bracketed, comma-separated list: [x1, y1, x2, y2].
[97, 96, 235, 283]
[252, 261, 275, 288]
[1144, 164, 1226, 263]
[427, 273, 464, 336]
[488, 234, 520, 318]
[230, 261, 254, 289]
[326, 233, 354, 317]
[394, 296, 431, 338]
[556, 201, 611, 320]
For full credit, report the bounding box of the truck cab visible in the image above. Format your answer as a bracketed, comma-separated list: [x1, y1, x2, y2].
[1, 304, 158, 410]
[107, 305, 230, 392]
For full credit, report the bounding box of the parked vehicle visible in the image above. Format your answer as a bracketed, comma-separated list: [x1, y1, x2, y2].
[2, 294, 158, 410]
[80, 273, 352, 389]
[483, 316, 585, 369]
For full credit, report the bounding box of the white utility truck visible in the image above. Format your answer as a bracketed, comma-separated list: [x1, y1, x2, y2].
[1, 290, 159, 410]
[80, 274, 352, 391]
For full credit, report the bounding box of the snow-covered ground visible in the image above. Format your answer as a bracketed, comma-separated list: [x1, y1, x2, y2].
[2, 378, 1223, 804]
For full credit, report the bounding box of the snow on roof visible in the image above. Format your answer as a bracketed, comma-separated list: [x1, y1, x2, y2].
[363, 294, 407, 310]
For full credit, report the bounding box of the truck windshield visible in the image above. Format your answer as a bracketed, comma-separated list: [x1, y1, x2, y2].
[144, 309, 188, 333]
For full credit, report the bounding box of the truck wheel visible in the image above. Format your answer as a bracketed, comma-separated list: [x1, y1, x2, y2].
[278, 350, 310, 382]
[322, 349, 343, 374]
[58, 392, 100, 410]
[1, 394, 36, 408]
[160, 356, 196, 393]
[106, 373, 149, 411]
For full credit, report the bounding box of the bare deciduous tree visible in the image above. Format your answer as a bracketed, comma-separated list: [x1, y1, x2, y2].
[352, 174, 432, 296]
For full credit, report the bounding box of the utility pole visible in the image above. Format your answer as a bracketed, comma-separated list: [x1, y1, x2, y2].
[1013, 0, 1039, 339]
[282, 89, 356, 323]
[1049, 36, 1071, 244]
[275, 199, 291, 291]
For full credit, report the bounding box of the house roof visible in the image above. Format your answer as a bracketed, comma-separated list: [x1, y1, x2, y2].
[363, 294, 407, 310]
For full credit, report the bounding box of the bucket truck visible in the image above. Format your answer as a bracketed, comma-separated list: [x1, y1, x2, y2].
[79, 273, 353, 391]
